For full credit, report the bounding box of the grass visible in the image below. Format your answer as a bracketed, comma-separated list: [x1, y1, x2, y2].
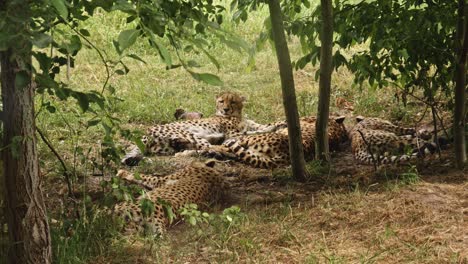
[0, 1, 465, 263]
[51, 210, 123, 263]
[132, 182, 466, 263]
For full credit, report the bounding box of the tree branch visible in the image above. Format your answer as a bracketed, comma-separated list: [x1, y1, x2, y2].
[36, 127, 74, 199]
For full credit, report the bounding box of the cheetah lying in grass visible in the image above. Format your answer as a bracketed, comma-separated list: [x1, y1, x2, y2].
[113, 160, 225, 236]
[197, 115, 348, 168]
[122, 92, 280, 166]
[350, 116, 447, 165]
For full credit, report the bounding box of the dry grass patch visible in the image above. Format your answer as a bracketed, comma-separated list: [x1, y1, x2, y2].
[84, 155, 467, 264]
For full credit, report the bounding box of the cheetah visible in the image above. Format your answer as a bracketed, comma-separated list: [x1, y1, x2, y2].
[122, 92, 279, 166]
[201, 115, 348, 168]
[350, 116, 443, 165]
[113, 160, 225, 236]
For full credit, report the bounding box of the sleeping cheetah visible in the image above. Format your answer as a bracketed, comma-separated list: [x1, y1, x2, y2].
[113, 160, 225, 235]
[350, 116, 443, 165]
[201, 115, 348, 168]
[122, 92, 279, 166]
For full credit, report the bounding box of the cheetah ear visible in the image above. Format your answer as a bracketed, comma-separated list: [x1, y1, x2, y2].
[204, 159, 217, 168]
[356, 116, 365, 123]
[240, 95, 246, 102]
[334, 116, 346, 124]
[215, 92, 225, 100]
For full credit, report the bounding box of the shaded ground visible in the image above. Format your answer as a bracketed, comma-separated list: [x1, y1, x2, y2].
[152, 157, 467, 263]
[43, 146, 467, 264]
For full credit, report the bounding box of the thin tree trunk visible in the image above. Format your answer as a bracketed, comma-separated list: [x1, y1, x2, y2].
[267, 0, 306, 181]
[1, 1, 52, 263]
[454, 0, 467, 169]
[315, 0, 334, 161]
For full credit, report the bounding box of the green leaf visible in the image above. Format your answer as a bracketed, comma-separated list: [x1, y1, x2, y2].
[74, 92, 89, 112]
[188, 216, 197, 226]
[115, 69, 125, 75]
[232, 10, 244, 21]
[51, 0, 68, 20]
[118, 29, 139, 51]
[87, 119, 101, 128]
[198, 46, 220, 70]
[32, 33, 52, 48]
[140, 198, 155, 218]
[79, 29, 90, 37]
[113, 40, 122, 55]
[189, 72, 223, 86]
[190, 38, 220, 69]
[15, 71, 29, 89]
[398, 49, 409, 60]
[112, 1, 136, 14]
[67, 35, 82, 53]
[54, 86, 71, 100]
[132, 136, 146, 153]
[148, 32, 172, 66]
[86, 92, 105, 110]
[158, 198, 175, 224]
[219, 38, 242, 53]
[46, 105, 56, 113]
[107, 85, 116, 94]
[187, 60, 201, 68]
[127, 54, 147, 64]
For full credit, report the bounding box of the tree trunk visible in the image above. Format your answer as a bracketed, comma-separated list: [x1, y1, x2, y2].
[267, 0, 307, 181]
[1, 2, 52, 263]
[454, 0, 467, 169]
[315, 0, 334, 161]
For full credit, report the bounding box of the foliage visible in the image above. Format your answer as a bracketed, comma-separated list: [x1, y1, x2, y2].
[51, 209, 122, 264]
[1, 0, 250, 172]
[280, 0, 458, 106]
[179, 203, 211, 226]
[218, 205, 246, 227]
[399, 165, 420, 185]
[100, 176, 137, 204]
[179, 204, 246, 233]
[334, 1, 458, 102]
[234, 0, 459, 109]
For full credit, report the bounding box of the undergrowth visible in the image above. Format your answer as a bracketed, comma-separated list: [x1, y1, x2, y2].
[51, 210, 123, 263]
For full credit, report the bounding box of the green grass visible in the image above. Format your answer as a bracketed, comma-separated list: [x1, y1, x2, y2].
[51, 210, 123, 263]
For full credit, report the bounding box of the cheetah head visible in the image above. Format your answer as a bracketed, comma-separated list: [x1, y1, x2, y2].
[215, 92, 245, 118]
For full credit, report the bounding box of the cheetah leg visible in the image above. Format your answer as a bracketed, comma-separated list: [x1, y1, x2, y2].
[117, 170, 171, 189]
[121, 145, 144, 166]
[198, 145, 238, 160]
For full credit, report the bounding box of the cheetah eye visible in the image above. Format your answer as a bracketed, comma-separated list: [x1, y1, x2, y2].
[218, 100, 224, 103]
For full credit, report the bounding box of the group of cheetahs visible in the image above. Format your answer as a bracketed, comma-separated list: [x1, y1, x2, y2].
[112, 92, 445, 236]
